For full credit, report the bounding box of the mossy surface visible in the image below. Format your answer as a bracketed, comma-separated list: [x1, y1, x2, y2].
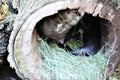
[38, 38, 109, 80]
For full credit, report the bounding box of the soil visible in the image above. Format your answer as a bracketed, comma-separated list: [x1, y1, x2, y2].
[0, 56, 21, 80]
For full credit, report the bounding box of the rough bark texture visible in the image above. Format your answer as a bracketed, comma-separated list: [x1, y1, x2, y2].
[0, 0, 17, 64]
[7, 0, 120, 80]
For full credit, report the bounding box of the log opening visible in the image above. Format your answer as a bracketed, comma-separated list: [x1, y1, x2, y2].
[7, 0, 120, 80]
[35, 9, 115, 56]
[34, 8, 116, 79]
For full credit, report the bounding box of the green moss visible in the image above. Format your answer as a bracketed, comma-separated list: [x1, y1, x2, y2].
[14, 48, 28, 74]
[114, 68, 120, 76]
[66, 38, 83, 50]
[38, 38, 108, 80]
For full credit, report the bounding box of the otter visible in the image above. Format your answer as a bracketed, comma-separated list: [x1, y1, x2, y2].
[70, 14, 101, 56]
[36, 9, 82, 44]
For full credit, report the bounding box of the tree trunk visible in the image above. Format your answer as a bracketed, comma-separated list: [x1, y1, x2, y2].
[7, 0, 120, 80]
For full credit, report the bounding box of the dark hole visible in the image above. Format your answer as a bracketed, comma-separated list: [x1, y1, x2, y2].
[35, 9, 110, 56]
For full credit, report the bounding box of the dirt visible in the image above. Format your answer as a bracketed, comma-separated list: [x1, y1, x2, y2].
[0, 57, 21, 80]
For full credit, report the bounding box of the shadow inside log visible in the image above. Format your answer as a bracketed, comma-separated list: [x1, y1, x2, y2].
[35, 9, 114, 57]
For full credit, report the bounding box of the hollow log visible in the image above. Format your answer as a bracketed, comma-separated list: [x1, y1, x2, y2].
[7, 0, 120, 80]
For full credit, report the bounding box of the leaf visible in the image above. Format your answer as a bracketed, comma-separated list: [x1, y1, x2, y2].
[0, 14, 5, 20]
[1, 3, 8, 15]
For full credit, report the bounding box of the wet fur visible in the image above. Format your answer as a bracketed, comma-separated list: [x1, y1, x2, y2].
[71, 14, 101, 56]
[36, 9, 81, 44]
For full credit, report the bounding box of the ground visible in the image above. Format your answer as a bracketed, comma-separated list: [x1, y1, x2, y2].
[0, 57, 21, 80]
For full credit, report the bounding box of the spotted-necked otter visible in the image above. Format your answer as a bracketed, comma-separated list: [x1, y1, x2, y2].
[70, 14, 101, 56]
[36, 9, 82, 44]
